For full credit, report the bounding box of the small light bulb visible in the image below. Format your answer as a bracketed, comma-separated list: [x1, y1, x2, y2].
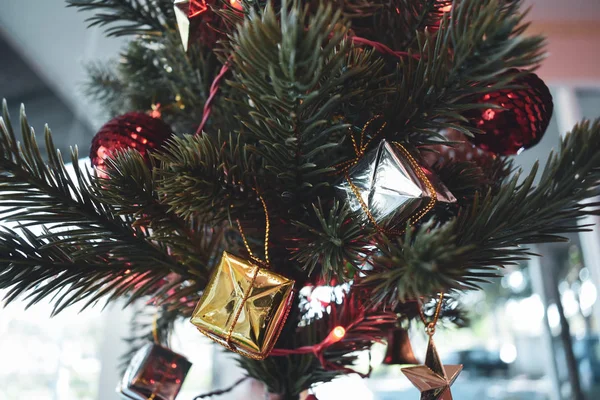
[332, 326, 345, 341]
[230, 0, 243, 11]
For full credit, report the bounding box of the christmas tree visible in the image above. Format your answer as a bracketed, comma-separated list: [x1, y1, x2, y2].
[1, 0, 599, 399]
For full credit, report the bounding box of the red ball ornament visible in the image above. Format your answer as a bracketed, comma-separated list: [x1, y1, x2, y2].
[90, 112, 173, 172]
[465, 70, 553, 155]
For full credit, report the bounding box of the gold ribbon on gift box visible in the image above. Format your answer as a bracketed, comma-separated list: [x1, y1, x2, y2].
[191, 190, 295, 360]
[334, 115, 437, 236]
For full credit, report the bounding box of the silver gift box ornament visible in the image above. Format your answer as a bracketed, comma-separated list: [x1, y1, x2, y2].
[335, 140, 455, 231]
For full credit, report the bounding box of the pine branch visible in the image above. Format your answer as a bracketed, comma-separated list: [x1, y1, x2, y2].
[84, 62, 128, 117]
[290, 199, 375, 280]
[0, 101, 192, 313]
[364, 119, 600, 303]
[67, 0, 175, 37]
[227, 0, 388, 203]
[84, 30, 238, 133]
[353, 0, 449, 51]
[387, 0, 545, 144]
[411, 0, 451, 35]
[96, 150, 222, 273]
[394, 293, 470, 328]
[154, 132, 258, 223]
[430, 156, 514, 204]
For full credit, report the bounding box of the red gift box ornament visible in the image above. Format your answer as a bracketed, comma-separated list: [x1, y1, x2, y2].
[118, 343, 192, 400]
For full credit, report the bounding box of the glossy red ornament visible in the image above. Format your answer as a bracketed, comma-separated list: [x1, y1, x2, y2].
[466, 71, 553, 155]
[90, 112, 173, 172]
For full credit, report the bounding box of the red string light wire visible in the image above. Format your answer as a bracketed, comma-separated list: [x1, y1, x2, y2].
[195, 58, 232, 136]
[350, 36, 420, 60]
[270, 326, 346, 357]
[269, 317, 379, 377]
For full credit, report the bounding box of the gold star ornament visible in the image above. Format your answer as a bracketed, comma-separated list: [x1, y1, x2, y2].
[401, 336, 462, 400]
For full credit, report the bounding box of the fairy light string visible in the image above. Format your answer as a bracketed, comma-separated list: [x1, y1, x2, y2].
[270, 314, 379, 378]
[195, 58, 232, 136]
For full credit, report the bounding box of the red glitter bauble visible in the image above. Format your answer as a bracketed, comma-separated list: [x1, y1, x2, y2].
[90, 112, 173, 171]
[465, 70, 553, 155]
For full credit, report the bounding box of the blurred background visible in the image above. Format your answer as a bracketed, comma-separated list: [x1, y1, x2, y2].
[1, 1, 600, 399]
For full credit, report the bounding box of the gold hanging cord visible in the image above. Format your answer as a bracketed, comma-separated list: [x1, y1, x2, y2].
[418, 292, 445, 336]
[334, 116, 437, 235]
[225, 190, 271, 349]
[236, 191, 270, 267]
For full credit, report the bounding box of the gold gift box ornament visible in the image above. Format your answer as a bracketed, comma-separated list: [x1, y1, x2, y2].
[190, 194, 295, 360]
[191, 252, 294, 359]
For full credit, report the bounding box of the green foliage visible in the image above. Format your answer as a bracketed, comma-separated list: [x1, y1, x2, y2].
[67, 0, 175, 37]
[0, 101, 204, 314]
[96, 150, 219, 276]
[84, 62, 127, 115]
[352, 0, 451, 50]
[85, 32, 224, 133]
[239, 292, 396, 398]
[154, 133, 257, 222]
[387, 0, 545, 144]
[365, 119, 600, 303]
[227, 0, 388, 202]
[291, 199, 374, 279]
[5, 0, 600, 396]
[431, 156, 514, 204]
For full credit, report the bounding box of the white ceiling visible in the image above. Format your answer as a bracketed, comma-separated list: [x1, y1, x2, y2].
[0, 0, 124, 132]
